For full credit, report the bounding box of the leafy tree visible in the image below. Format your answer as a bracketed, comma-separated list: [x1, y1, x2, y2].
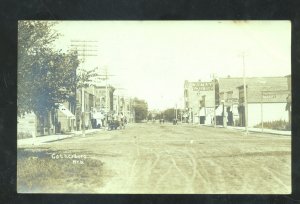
[154, 113, 161, 120]
[18, 21, 100, 123]
[76, 67, 100, 89]
[162, 108, 180, 122]
[133, 98, 148, 122]
[147, 113, 153, 121]
[18, 21, 81, 119]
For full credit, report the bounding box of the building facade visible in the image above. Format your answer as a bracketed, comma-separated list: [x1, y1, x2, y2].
[216, 77, 244, 126]
[237, 77, 290, 128]
[93, 85, 115, 112]
[112, 95, 135, 123]
[183, 76, 291, 129]
[184, 80, 216, 124]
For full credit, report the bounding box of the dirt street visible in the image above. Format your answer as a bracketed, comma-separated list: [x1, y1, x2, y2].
[18, 123, 291, 194]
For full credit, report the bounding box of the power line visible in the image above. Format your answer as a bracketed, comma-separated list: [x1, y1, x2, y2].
[70, 40, 98, 136]
[238, 51, 249, 135]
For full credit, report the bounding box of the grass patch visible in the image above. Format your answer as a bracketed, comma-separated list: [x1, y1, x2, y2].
[17, 149, 105, 193]
[17, 132, 32, 139]
[254, 120, 291, 131]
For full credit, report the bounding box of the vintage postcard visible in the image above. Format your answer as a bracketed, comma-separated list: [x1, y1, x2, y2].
[17, 20, 291, 194]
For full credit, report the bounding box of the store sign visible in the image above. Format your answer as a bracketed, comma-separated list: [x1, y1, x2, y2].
[192, 82, 214, 91]
[262, 91, 289, 102]
[262, 93, 277, 99]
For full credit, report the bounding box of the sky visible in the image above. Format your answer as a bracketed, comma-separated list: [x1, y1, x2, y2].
[52, 21, 291, 110]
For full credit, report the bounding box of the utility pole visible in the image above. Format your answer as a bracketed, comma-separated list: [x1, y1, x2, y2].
[175, 104, 178, 120]
[97, 68, 115, 129]
[70, 40, 98, 136]
[261, 91, 264, 133]
[212, 73, 217, 128]
[117, 95, 119, 115]
[239, 52, 249, 135]
[181, 109, 183, 122]
[114, 88, 126, 115]
[88, 68, 116, 113]
[105, 68, 108, 115]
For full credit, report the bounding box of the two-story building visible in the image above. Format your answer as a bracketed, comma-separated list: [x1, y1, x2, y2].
[184, 80, 216, 124]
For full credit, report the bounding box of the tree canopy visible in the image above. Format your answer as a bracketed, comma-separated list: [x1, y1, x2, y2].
[18, 21, 81, 117]
[162, 108, 180, 122]
[133, 98, 148, 122]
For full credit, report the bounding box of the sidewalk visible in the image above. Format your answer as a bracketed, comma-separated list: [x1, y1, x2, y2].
[17, 129, 103, 146]
[202, 124, 291, 136]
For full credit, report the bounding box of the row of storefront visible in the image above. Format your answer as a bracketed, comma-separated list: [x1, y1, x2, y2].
[184, 75, 291, 128]
[18, 83, 135, 138]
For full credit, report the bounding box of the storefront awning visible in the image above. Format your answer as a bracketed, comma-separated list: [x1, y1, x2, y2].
[58, 104, 75, 119]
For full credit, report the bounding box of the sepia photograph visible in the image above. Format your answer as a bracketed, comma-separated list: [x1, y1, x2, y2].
[17, 20, 291, 194]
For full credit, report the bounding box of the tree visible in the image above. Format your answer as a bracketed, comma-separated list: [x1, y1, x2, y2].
[154, 114, 161, 120]
[163, 108, 180, 122]
[133, 98, 148, 122]
[18, 21, 100, 119]
[18, 21, 81, 119]
[147, 113, 153, 121]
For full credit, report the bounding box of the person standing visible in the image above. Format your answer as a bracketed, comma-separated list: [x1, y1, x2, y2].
[124, 115, 127, 124]
[120, 112, 125, 129]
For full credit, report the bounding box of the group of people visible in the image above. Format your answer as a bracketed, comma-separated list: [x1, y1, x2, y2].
[91, 112, 127, 130]
[107, 112, 127, 130]
[159, 119, 165, 124]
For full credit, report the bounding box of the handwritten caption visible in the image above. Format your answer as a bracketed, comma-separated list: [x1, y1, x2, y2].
[51, 153, 87, 165]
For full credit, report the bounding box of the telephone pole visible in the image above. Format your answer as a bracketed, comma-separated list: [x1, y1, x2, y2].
[88, 68, 116, 113]
[239, 52, 248, 135]
[175, 104, 178, 120]
[212, 73, 217, 128]
[70, 40, 98, 136]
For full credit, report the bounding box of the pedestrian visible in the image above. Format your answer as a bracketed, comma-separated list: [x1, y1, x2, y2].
[57, 122, 61, 133]
[120, 112, 125, 129]
[124, 116, 127, 124]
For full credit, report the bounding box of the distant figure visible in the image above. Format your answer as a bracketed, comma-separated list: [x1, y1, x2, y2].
[173, 118, 178, 125]
[57, 122, 61, 133]
[101, 118, 105, 127]
[120, 112, 125, 129]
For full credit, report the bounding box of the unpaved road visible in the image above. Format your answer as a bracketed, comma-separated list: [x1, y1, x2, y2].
[19, 123, 291, 194]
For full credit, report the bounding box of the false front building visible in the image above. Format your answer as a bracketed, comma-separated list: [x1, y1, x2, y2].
[237, 76, 290, 128]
